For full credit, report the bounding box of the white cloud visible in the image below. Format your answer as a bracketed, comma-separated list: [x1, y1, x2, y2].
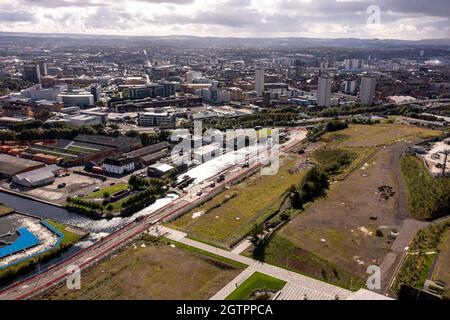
[0, 0, 448, 39]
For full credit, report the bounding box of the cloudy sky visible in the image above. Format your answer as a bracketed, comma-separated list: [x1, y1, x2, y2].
[0, 0, 449, 40]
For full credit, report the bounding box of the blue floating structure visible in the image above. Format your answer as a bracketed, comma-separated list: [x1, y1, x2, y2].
[0, 228, 41, 259]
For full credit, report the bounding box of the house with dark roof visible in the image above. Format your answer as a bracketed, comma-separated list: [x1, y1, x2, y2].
[102, 157, 135, 175]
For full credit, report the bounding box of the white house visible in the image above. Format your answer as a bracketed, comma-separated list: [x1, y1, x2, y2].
[102, 157, 135, 175]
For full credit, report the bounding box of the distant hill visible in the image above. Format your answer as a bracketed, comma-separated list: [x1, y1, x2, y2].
[0, 32, 449, 49]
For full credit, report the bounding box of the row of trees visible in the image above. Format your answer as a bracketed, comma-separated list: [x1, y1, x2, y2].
[128, 175, 167, 191]
[0, 78, 32, 96]
[66, 197, 105, 210]
[307, 120, 348, 141]
[204, 112, 300, 131]
[250, 167, 330, 258]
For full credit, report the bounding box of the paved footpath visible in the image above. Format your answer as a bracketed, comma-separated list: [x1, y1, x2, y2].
[151, 226, 391, 300]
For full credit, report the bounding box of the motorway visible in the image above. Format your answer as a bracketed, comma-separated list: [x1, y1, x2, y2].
[0, 129, 307, 300]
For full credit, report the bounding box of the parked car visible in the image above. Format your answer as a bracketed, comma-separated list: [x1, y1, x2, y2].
[57, 183, 66, 189]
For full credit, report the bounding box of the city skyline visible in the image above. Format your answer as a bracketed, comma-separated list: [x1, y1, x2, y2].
[0, 0, 449, 40]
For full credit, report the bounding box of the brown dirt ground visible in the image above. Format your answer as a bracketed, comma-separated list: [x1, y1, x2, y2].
[280, 143, 410, 279]
[38, 241, 242, 300]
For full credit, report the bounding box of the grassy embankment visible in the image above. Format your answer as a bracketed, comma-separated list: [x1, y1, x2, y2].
[170, 156, 307, 248]
[400, 155, 450, 221]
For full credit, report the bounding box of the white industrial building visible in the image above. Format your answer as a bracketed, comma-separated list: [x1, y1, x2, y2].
[147, 163, 174, 178]
[103, 157, 135, 175]
[12, 165, 59, 188]
[20, 84, 67, 101]
[66, 114, 105, 126]
[57, 92, 94, 107]
[193, 144, 222, 163]
[138, 110, 175, 127]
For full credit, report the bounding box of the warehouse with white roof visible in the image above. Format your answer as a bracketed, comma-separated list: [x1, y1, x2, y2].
[12, 165, 59, 188]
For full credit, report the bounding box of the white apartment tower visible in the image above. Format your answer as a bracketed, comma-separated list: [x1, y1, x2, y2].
[255, 69, 265, 96]
[359, 76, 376, 105]
[318, 75, 332, 107]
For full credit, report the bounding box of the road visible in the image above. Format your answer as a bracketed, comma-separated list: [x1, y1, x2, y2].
[0, 129, 307, 300]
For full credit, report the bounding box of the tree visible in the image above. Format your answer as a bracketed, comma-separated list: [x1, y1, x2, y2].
[34, 109, 53, 121]
[103, 192, 110, 199]
[126, 130, 140, 138]
[140, 133, 150, 146]
[290, 190, 302, 209]
[250, 223, 264, 246]
[129, 175, 139, 190]
[107, 204, 114, 212]
[0, 130, 16, 143]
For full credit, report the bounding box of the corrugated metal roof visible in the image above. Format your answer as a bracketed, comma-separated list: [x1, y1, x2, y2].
[0, 154, 44, 177]
[13, 165, 59, 184]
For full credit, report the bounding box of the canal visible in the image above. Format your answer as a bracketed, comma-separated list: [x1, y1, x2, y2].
[0, 190, 179, 290]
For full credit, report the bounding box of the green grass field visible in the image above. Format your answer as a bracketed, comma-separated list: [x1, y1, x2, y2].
[417, 254, 436, 289]
[71, 183, 131, 213]
[170, 156, 306, 247]
[47, 220, 85, 246]
[400, 156, 450, 220]
[225, 272, 286, 300]
[317, 123, 440, 180]
[321, 124, 441, 148]
[311, 147, 358, 177]
[84, 183, 130, 199]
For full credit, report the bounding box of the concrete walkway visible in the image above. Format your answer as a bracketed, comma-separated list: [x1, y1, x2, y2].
[150, 226, 390, 300]
[231, 239, 252, 255]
